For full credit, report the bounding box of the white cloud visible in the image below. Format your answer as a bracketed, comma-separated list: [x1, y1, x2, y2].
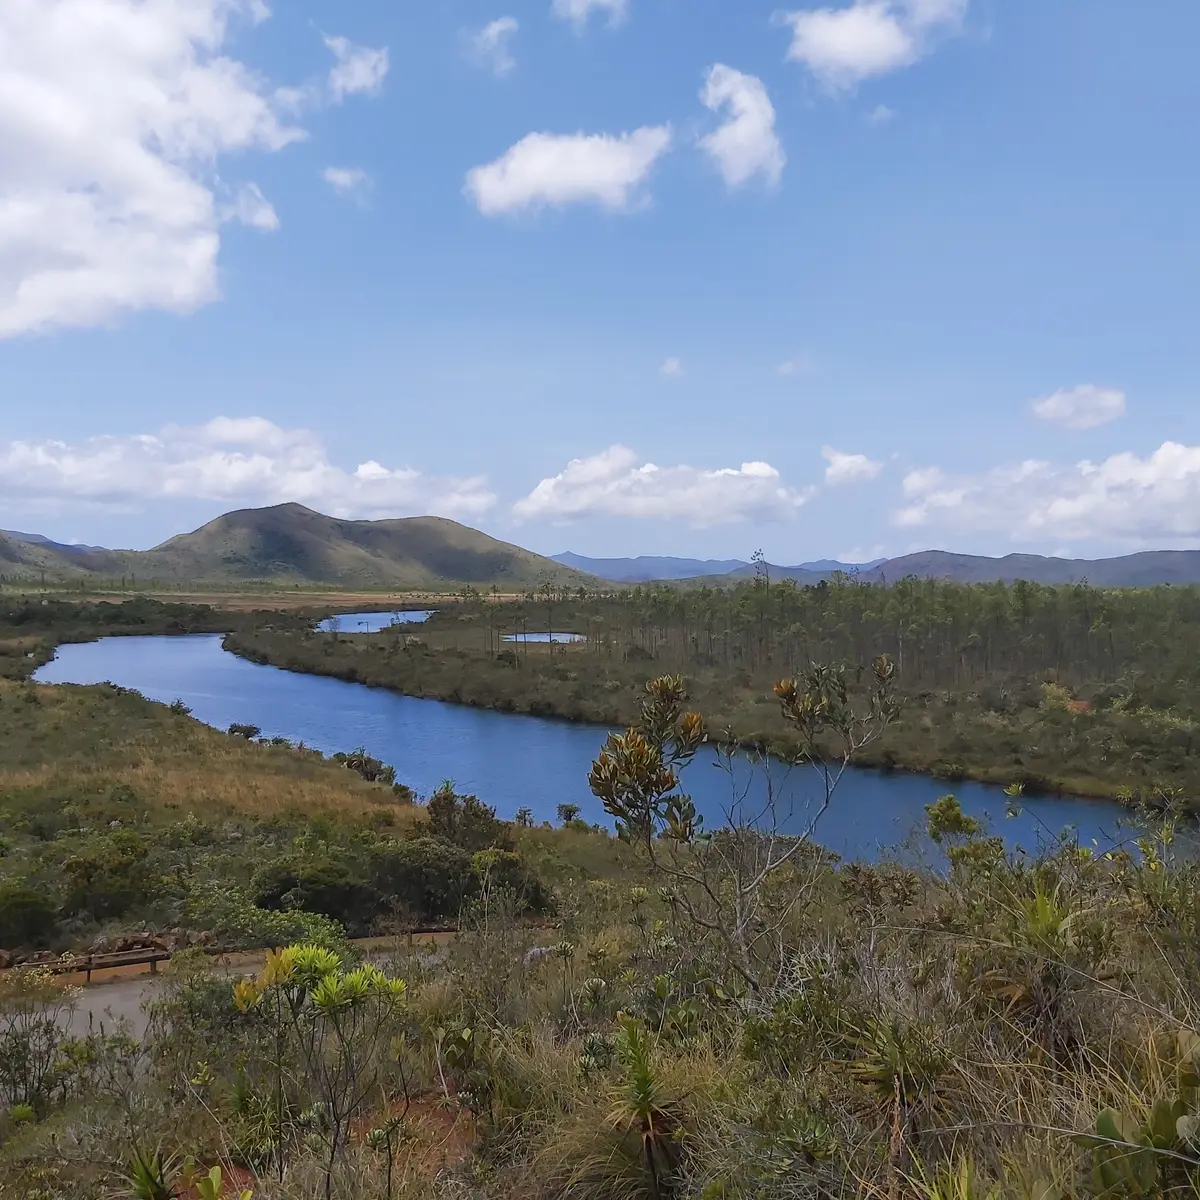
[0, 4, 391, 340]
[465, 126, 673, 216]
[513, 445, 813, 525]
[324, 35, 390, 102]
[322, 167, 368, 198]
[775, 0, 967, 90]
[1032, 385, 1127, 430]
[0, 417, 495, 520]
[221, 182, 280, 231]
[894, 441, 1200, 546]
[0, 0, 308, 339]
[867, 103, 896, 124]
[822, 446, 883, 485]
[698, 65, 785, 189]
[470, 17, 519, 76]
[551, 0, 628, 32]
[660, 357, 683, 377]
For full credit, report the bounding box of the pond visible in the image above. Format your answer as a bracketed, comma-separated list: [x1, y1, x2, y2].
[503, 633, 587, 644]
[316, 611, 435, 634]
[34, 635, 1142, 862]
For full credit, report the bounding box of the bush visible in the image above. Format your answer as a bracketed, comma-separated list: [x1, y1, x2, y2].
[61, 830, 154, 921]
[369, 837, 477, 925]
[252, 853, 377, 937]
[426, 782, 512, 851]
[0, 884, 57, 949]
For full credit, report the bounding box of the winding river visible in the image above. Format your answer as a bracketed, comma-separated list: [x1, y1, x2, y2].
[33, 628, 1141, 862]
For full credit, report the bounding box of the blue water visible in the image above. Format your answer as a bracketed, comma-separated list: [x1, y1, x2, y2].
[504, 633, 586, 644]
[33, 635, 1142, 862]
[316, 611, 434, 633]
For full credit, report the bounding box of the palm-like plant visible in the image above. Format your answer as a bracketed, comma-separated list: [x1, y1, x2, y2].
[609, 1019, 680, 1200]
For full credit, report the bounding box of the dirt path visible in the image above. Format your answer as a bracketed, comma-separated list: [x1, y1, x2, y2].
[63, 933, 457, 1041]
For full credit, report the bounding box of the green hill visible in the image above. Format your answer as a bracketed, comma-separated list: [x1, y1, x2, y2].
[4, 505, 592, 589]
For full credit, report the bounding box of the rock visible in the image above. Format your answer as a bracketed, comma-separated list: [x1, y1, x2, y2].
[0, 950, 13, 969]
[194, 930, 216, 947]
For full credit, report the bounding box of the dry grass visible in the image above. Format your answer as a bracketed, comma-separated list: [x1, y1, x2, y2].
[0, 678, 420, 822]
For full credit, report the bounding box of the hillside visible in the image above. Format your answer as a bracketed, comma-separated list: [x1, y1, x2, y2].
[0, 531, 88, 581]
[3, 505, 591, 589]
[108, 504, 592, 588]
[861, 549, 1200, 587]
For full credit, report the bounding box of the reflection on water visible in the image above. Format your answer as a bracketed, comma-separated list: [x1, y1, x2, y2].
[35, 635, 1142, 863]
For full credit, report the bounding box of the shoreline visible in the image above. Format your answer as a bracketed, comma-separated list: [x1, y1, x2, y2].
[219, 633, 1144, 810]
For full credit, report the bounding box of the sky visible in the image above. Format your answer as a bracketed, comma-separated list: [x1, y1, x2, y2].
[1, 0, 1199, 563]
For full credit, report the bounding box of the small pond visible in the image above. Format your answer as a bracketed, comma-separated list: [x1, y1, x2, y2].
[317, 611, 435, 634]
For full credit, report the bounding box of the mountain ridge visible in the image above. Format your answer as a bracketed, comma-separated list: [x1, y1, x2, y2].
[1, 504, 590, 588]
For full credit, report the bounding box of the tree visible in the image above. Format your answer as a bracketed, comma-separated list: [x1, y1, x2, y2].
[589, 661, 898, 995]
[556, 803, 581, 827]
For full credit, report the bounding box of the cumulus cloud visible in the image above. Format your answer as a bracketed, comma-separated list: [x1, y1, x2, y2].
[551, 0, 628, 31]
[894, 442, 1200, 546]
[322, 167, 368, 198]
[775, 0, 967, 90]
[823, 446, 884, 485]
[1032, 385, 1127, 430]
[0, 418, 495, 521]
[698, 65, 785, 189]
[513, 446, 813, 525]
[660, 357, 683, 377]
[867, 103, 896, 124]
[324, 35, 390, 102]
[469, 17, 519, 76]
[0, 2, 390, 339]
[464, 126, 672, 215]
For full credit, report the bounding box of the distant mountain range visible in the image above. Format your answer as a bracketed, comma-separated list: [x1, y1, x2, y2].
[6, 512, 1200, 588]
[551, 552, 885, 582]
[856, 550, 1200, 588]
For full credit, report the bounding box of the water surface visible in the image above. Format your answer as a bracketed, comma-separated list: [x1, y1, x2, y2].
[35, 635, 1141, 862]
[316, 611, 434, 633]
[504, 632, 586, 644]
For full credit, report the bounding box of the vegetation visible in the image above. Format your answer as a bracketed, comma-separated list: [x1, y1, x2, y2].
[0, 504, 590, 589]
[3, 658, 1200, 1198]
[228, 576, 1200, 805]
[0, 675, 563, 954]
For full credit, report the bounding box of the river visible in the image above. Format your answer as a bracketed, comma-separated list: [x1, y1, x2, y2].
[33, 632, 1141, 862]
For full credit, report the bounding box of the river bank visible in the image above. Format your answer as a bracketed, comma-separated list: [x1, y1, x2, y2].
[222, 625, 1196, 810]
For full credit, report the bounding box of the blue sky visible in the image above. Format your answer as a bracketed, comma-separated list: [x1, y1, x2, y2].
[2, 0, 1198, 562]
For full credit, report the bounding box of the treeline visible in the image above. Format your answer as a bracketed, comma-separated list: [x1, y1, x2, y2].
[473, 577, 1200, 703]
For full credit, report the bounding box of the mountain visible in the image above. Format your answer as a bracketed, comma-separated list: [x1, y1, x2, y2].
[860, 550, 1200, 587]
[3, 530, 107, 555]
[105, 504, 590, 587]
[0, 530, 91, 580]
[551, 553, 750, 581]
[551, 553, 885, 583]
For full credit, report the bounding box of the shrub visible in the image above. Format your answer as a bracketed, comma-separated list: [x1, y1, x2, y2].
[369, 837, 477, 924]
[61, 830, 154, 921]
[426, 781, 512, 851]
[252, 852, 377, 936]
[0, 884, 57, 949]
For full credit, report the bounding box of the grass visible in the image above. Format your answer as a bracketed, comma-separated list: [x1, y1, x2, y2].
[0, 678, 413, 822]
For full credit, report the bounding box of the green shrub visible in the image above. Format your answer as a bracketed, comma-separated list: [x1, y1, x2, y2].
[0, 884, 57, 949]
